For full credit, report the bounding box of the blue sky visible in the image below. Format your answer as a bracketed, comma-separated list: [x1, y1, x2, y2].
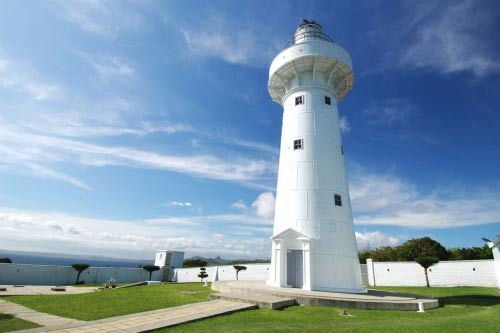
[1, 0, 499, 260]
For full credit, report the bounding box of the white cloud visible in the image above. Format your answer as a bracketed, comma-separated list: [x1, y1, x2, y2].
[400, 1, 500, 77]
[355, 194, 500, 229]
[231, 200, 248, 212]
[355, 231, 400, 250]
[0, 207, 272, 259]
[166, 202, 193, 207]
[350, 170, 500, 229]
[251, 192, 276, 220]
[350, 173, 417, 212]
[339, 116, 351, 133]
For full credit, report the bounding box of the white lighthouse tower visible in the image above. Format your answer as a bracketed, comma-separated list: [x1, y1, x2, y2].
[267, 20, 364, 293]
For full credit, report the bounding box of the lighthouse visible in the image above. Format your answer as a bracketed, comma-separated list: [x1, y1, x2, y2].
[267, 20, 364, 293]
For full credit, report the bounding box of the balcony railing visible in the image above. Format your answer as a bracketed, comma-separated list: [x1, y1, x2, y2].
[287, 30, 333, 47]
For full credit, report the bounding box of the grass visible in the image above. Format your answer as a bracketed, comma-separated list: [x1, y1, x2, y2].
[0, 313, 40, 333]
[5, 284, 500, 332]
[7, 282, 211, 321]
[155, 286, 500, 333]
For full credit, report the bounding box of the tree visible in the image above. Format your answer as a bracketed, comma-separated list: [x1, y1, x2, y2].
[448, 245, 493, 260]
[0, 258, 12, 263]
[183, 259, 208, 268]
[399, 237, 450, 261]
[233, 265, 247, 280]
[197, 267, 208, 282]
[370, 246, 403, 262]
[416, 256, 439, 287]
[71, 264, 90, 284]
[142, 265, 160, 281]
[358, 250, 372, 264]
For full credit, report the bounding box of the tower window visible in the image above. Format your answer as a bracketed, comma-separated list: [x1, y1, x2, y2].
[334, 194, 342, 206]
[295, 95, 304, 105]
[341, 145, 344, 155]
[325, 96, 331, 105]
[293, 138, 303, 150]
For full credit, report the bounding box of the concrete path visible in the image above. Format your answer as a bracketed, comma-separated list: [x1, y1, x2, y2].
[0, 285, 97, 296]
[5, 300, 256, 333]
[0, 299, 85, 328]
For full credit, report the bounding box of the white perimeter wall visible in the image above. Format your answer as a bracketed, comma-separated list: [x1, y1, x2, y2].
[366, 259, 498, 287]
[174, 264, 270, 283]
[1, 260, 499, 287]
[0, 263, 163, 285]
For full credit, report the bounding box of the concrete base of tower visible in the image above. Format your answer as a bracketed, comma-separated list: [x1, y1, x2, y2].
[214, 280, 439, 310]
[266, 280, 366, 294]
[312, 286, 367, 294]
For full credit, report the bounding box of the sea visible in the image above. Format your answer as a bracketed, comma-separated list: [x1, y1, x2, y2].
[0, 250, 153, 268]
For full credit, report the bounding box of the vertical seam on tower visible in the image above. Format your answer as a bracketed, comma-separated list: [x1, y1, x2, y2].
[327, 61, 340, 86]
[312, 57, 317, 85]
[291, 61, 300, 86]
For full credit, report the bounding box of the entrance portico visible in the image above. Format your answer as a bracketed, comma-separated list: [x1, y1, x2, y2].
[269, 228, 314, 290]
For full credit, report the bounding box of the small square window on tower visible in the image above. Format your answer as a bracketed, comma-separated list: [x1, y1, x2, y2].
[334, 194, 342, 206]
[295, 95, 304, 105]
[325, 96, 331, 105]
[293, 138, 303, 150]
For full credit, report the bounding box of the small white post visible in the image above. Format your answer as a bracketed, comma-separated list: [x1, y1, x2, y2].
[203, 280, 208, 287]
[417, 302, 425, 313]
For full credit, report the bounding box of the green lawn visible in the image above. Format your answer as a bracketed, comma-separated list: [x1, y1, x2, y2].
[155, 286, 500, 333]
[0, 313, 40, 333]
[7, 283, 211, 321]
[5, 284, 500, 332]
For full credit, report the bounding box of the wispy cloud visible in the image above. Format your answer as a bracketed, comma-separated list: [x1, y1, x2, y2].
[399, 0, 500, 77]
[166, 201, 192, 207]
[50, 0, 146, 38]
[179, 14, 280, 66]
[223, 138, 279, 156]
[27, 164, 91, 191]
[351, 170, 500, 229]
[362, 99, 417, 127]
[0, 124, 277, 189]
[0, 205, 273, 259]
[0, 53, 59, 100]
[350, 173, 417, 212]
[78, 52, 135, 79]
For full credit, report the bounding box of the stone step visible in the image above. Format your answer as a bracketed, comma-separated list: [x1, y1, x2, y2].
[210, 292, 296, 310]
[211, 281, 440, 311]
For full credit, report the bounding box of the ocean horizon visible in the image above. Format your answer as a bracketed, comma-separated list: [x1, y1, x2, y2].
[0, 250, 153, 268]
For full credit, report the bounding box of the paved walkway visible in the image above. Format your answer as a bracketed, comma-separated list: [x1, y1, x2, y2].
[0, 285, 97, 296]
[0, 299, 85, 328]
[2, 299, 256, 333]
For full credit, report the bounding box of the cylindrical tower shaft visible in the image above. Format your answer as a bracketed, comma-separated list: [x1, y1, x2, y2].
[267, 21, 364, 293]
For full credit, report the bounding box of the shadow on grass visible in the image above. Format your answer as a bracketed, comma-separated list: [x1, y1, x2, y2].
[0, 314, 14, 320]
[439, 295, 500, 307]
